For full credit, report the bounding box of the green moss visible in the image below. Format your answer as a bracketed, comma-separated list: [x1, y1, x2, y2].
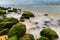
[0, 10, 6, 15]
[1, 17, 19, 23]
[8, 35, 19, 40]
[8, 23, 26, 37]
[40, 28, 58, 40]
[0, 22, 17, 29]
[0, 28, 9, 36]
[38, 36, 49, 40]
[23, 11, 34, 17]
[0, 17, 19, 30]
[0, 7, 8, 10]
[20, 34, 35, 40]
[20, 11, 34, 19]
[0, 17, 19, 29]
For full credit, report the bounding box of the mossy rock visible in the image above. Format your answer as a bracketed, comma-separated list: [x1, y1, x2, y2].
[0, 7, 8, 10]
[0, 22, 17, 29]
[0, 28, 9, 36]
[20, 11, 34, 19]
[8, 35, 19, 40]
[0, 17, 19, 29]
[20, 34, 35, 40]
[37, 36, 49, 40]
[40, 28, 58, 40]
[8, 23, 26, 37]
[13, 8, 17, 12]
[21, 16, 29, 19]
[0, 10, 6, 15]
[8, 10, 13, 12]
[1, 17, 19, 23]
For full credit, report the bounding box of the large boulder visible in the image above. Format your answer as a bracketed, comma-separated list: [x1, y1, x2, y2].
[37, 36, 49, 40]
[20, 11, 34, 19]
[40, 28, 58, 40]
[1, 17, 19, 23]
[8, 23, 26, 37]
[20, 34, 35, 40]
[0, 22, 17, 29]
[0, 17, 19, 29]
[8, 35, 19, 40]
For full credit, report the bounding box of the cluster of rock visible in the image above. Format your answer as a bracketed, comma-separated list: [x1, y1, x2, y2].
[0, 7, 59, 40]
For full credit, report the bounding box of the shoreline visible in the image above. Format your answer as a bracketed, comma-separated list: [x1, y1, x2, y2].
[45, 12, 60, 20]
[31, 10, 60, 20]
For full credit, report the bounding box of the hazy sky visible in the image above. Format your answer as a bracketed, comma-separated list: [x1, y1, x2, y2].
[0, 0, 60, 5]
